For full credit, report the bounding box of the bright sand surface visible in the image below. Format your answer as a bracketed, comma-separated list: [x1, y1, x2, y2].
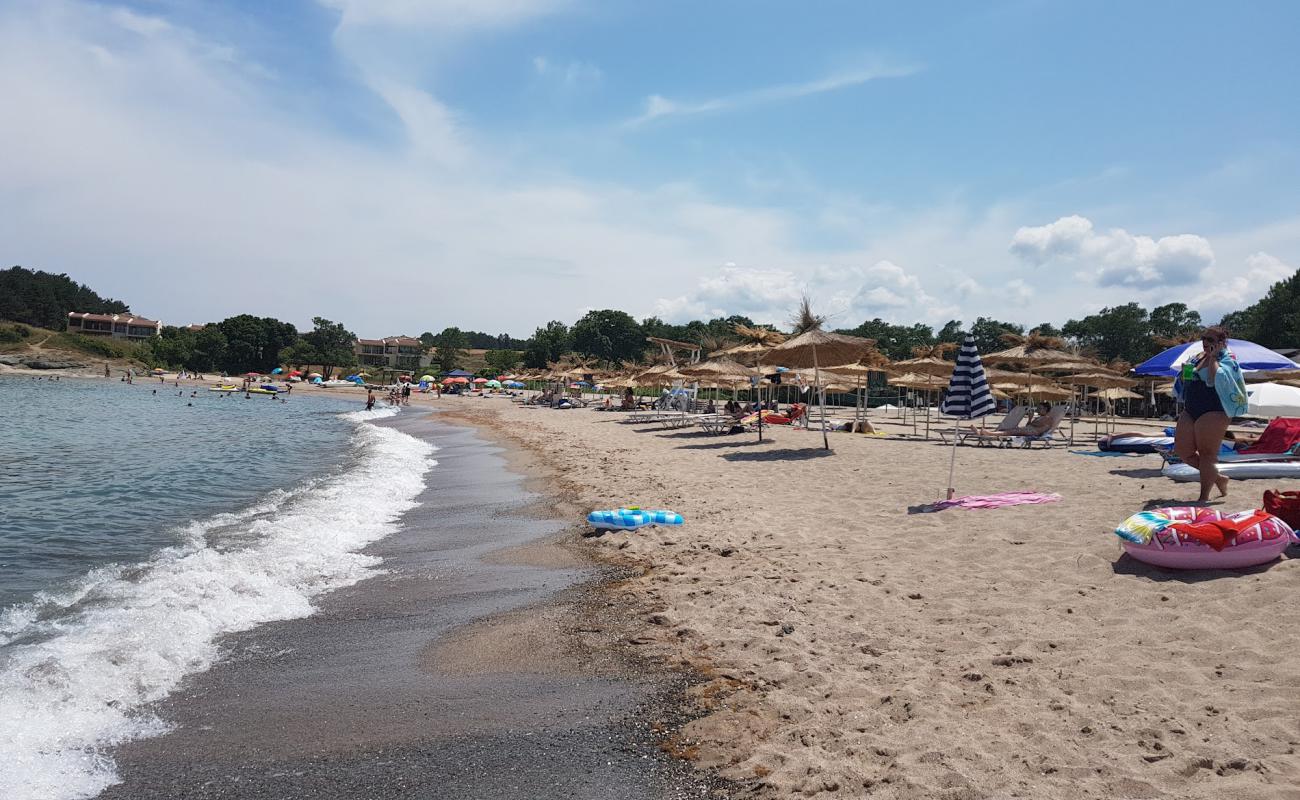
[424, 396, 1300, 800]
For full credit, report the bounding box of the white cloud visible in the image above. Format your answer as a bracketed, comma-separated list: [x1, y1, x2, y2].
[652, 265, 804, 323]
[1010, 214, 1215, 288]
[625, 61, 919, 127]
[532, 55, 603, 89]
[653, 259, 962, 328]
[1192, 252, 1295, 320]
[317, 0, 567, 34]
[0, 0, 813, 336]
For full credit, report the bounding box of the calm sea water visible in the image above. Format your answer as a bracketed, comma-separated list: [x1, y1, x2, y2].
[0, 377, 355, 607]
[0, 376, 438, 800]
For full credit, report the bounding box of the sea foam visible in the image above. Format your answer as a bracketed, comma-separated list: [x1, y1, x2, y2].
[0, 406, 435, 800]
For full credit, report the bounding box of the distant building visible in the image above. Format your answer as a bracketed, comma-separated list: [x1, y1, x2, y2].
[66, 312, 161, 341]
[354, 336, 431, 371]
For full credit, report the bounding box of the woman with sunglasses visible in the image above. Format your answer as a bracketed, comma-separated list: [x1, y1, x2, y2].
[1173, 326, 1250, 502]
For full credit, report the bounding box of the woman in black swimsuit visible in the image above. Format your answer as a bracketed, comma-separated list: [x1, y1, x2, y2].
[1173, 326, 1231, 502]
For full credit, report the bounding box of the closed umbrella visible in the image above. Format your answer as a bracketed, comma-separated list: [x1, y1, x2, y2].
[940, 333, 997, 499]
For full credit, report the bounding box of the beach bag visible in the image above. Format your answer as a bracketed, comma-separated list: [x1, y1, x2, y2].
[1263, 490, 1300, 529]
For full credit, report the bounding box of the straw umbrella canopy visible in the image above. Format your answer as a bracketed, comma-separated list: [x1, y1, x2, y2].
[890, 355, 954, 377]
[1097, 387, 1141, 401]
[678, 357, 760, 383]
[678, 357, 761, 407]
[983, 367, 1037, 385]
[762, 326, 876, 449]
[634, 364, 686, 386]
[1069, 372, 1138, 389]
[763, 330, 878, 371]
[1011, 383, 1072, 400]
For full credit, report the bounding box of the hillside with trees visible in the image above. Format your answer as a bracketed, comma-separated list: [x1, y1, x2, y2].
[1, 266, 131, 329]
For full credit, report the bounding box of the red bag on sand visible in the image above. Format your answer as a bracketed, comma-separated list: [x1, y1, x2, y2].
[1263, 490, 1300, 529]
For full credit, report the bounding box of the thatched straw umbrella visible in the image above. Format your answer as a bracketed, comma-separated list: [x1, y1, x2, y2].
[763, 329, 878, 449]
[677, 357, 759, 383]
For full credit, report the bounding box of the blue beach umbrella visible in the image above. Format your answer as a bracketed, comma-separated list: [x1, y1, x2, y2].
[1134, 339, 1299, 377]
[941, 333, 997, 499]
[271, 367, 283, 374]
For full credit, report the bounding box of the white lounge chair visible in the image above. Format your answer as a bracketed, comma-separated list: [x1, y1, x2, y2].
[939, 405, 1028, 446]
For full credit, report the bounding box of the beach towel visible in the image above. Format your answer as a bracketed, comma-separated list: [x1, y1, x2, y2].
[1240, 418, 1300, 455]
[1169, 509, 1276, 551]
[1264, 490, 1300, 528]
[914, 492, 1062, 513]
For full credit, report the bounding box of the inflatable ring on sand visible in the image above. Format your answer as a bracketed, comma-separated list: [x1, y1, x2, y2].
[587, 507, 684, 531]
[1116, 506, 1297, 569]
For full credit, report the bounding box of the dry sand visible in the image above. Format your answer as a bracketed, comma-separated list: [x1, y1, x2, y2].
[424, 396, 1300, 800]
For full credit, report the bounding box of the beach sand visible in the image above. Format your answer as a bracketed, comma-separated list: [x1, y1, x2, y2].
[426, 396, 1300, 799]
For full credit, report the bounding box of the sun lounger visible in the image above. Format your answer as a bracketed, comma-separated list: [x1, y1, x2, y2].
[970, 406, 1066, 448]
[696, 414, 750, 435]
[939, 406, 1027, 445]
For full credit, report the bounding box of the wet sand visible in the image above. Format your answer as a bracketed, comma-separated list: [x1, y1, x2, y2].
[99, 413, 726, 800]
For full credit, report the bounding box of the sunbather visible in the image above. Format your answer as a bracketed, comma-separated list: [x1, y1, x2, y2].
[979, 402, 1057, 438]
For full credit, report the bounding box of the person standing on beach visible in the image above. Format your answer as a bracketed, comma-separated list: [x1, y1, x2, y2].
[1173, 326, 1249, 502]
[365, 389, 376, 411]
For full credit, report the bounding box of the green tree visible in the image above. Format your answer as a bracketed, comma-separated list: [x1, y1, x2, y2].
[434, 326, 468, 371]
[839, 319, 934, 360]
[278, 339, 319, 370]
[0, 266, 131, 329]
[302, 317, 357, 377]
[1219, 268, 1300, 347]
[970, 317, 1025, 355]
[570, 309, 645, 365]
[189, 326, 228, 373]
[1031, 322, 1062, 338]
[215, 315, 298, 374]
[419, 331, 436, 348]
[523, 321, 572, 368]
[1062, 303, 1151, 363]
[936, 319, 964, 344]
[483, 349, 522, 374]
[1148, 303, 1202, 341]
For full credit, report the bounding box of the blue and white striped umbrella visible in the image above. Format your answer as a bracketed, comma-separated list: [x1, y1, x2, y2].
[941, 333, 997, 420]
[942, 332, 996, 499]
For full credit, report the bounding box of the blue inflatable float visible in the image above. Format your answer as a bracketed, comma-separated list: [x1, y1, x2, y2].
[587, 507, 684, 531]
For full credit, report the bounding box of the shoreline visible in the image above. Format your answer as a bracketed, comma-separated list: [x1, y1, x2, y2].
[95, 407, 727, 799]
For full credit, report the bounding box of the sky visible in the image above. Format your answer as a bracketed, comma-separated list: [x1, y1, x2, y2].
[2, 0, 1298, 339]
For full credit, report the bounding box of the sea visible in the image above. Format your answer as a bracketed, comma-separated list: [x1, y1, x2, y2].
[0, 376, 437, 800]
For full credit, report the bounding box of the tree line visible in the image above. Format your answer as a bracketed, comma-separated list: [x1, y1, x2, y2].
[515, 297, 1237, 368]
[1, 266, 130, 329]
[5, 264, 1297, 374]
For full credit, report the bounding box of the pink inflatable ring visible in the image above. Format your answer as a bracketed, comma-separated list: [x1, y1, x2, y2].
[1116, 506, 1298, 570]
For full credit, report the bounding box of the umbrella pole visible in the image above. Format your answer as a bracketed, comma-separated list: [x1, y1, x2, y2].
[814, 348, 829, 450]
[945, 418, 961, 500]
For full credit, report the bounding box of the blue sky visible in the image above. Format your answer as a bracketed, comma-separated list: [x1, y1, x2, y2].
[1, 0, 1297, 338]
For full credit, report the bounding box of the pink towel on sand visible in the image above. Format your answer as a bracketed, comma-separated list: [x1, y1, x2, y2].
[917, 492, 1062, 513]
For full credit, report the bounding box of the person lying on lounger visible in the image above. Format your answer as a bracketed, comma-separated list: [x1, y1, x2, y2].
[978, 402, 1057, 438]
